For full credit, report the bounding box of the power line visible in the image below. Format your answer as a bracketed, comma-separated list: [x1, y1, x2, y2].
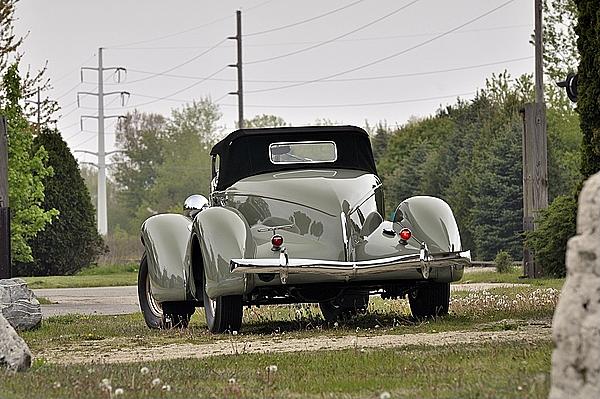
[98, 24, 533, 51]
[246, 0, 421, 65]
[246, 0, 518, 94]
[51, 53, 96, 85]
[126, 56, 531, 84]
[112, 65, 229, 110]
[245, 0, 367, 37]
[219, 91, 476, 109]
[106, 0, 275, 49]
[117, 38, 228, 85]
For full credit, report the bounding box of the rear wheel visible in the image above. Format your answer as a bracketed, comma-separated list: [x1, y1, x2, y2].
[408, 282, 450, 319]
[138, 253, 162, 329]
[203, 282, 243, 333]
[138, 253, 195, 329]
[319, 293, 369, 323]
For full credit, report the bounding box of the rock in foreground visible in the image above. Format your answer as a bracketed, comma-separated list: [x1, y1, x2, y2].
[0, 312, 31, 371]
[551, 172, 600, 398]
[0, 278, 42, 330]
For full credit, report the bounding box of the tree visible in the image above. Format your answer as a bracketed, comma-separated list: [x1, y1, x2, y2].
[1, 64, 57, 262]
[1, 0, 58, 125]
[112, 110, 167, 219]
[243, 114, 287, 128]
[14, 130, 105, 276]
[575, 0, 600, 176]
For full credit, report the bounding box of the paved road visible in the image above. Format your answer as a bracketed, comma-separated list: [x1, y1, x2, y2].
[34, 286, 139, 317]
[33, 282, 528, 318]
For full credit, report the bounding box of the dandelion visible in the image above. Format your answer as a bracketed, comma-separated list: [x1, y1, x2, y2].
[152, 378, 161, 386]
[101, 378, 110, 386]
[114, 388, 124, 396]
[140, 366, 150, 375]
[333, 322, 339, 328]
[380, 391, 391, 399]
[162, 384, 172, 391]
[53, 382, 61, 389]
[232, 330, 238, 335]
[228, 377, 237, 385]
[266, 365, 278, 373]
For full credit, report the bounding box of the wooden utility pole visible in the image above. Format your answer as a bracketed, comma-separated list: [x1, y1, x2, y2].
[0, 116, 11, 278]
[228, 10, 244, 128]
[522, 0, 548, 278]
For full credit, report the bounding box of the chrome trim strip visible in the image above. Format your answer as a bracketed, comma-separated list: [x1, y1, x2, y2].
[230, 251, 471, 278]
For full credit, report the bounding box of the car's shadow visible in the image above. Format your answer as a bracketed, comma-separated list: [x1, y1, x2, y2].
[239, 311, 428, 336]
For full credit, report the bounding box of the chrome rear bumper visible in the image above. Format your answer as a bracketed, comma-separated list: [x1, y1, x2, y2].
[230, 250, 471, 284]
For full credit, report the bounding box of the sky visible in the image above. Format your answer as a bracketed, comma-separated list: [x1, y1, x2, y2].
[14, 0, 535, 165]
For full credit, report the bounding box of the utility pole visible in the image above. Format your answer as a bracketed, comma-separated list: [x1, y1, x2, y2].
[0, 116, 11, 278]
[24, 88, 43, 134]
[228, 10, 244, 129]
[522, 0, 548, 278]
[79, 48, 128, 236]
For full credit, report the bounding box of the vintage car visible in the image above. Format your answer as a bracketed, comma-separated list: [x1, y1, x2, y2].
[138, 126, 470, 333]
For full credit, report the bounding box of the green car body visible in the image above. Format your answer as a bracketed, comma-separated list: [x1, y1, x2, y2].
[139, 126, 470, 332]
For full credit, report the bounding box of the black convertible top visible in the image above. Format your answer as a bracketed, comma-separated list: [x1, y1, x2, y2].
[210, 126, 377, 191]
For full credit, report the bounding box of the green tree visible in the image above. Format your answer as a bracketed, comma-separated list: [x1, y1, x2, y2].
[1, 0, 58, 125]
[243, 114, 287, 128]
[112, 110, 167, 221]
[575, 0, 600, 176]
[1, 64, 57, 262]
[137, 99, 222, 219]
[15, 130, 105, 276]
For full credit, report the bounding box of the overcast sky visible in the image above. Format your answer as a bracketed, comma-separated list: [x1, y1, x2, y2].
[14, 0, 534, 164]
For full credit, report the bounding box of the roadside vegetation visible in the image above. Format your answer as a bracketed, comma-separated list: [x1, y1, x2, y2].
[8, 267, 561, 398]
[1, 340, 551, 399]
[21, 286, 558, 352]
[24, 263, 137, 289]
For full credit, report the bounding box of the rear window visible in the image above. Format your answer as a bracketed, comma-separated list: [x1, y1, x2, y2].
[269, 141, 337, 164]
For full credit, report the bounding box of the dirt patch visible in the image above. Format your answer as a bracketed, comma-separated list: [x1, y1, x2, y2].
[37, 321, 551, 365]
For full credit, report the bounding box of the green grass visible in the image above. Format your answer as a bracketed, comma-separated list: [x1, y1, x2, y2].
[77, 263, 138, 275]
[0, 340, 552, 398]
[20, 287, 558, 353]
[24, 273, 137, 289]
[460, 267, 565, 289]
[4, 284, 557, 398]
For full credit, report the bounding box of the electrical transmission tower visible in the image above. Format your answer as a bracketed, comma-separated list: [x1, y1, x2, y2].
[78, 47, 129, 236]
[228, 10, 244, 128]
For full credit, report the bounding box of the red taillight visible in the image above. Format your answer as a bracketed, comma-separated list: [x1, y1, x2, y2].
[271, 235, 284, 248]
[399, 228, 412, 241]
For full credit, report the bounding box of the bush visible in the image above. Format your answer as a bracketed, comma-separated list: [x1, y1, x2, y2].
[14, 130, 106, 276]
[494, 250, 513, 273]
[525, 195, 577, 277]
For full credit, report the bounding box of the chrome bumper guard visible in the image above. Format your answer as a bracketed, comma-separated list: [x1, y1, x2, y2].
[230, 249, 471, 284]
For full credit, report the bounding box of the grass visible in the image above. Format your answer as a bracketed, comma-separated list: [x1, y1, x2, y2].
[460, 267, 565, 289]
[1, 284, 558, 398]
[0, 340, 552, 398]
[23, 263, 138, 289]
[20, 287, 559, 353]
[24, 273, 137, 289]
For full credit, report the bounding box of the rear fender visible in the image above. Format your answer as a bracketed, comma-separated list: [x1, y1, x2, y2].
[141, 214, 194, 302]
[194, 207, 256, 298]
[393, 196, 462, 254]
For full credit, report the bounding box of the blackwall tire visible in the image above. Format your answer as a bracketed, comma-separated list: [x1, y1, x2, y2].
[408, 282, 450, 319]
[319, 293, 369, 323]
[203, 284, 243, 334]
[138, 253, 163, 329]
